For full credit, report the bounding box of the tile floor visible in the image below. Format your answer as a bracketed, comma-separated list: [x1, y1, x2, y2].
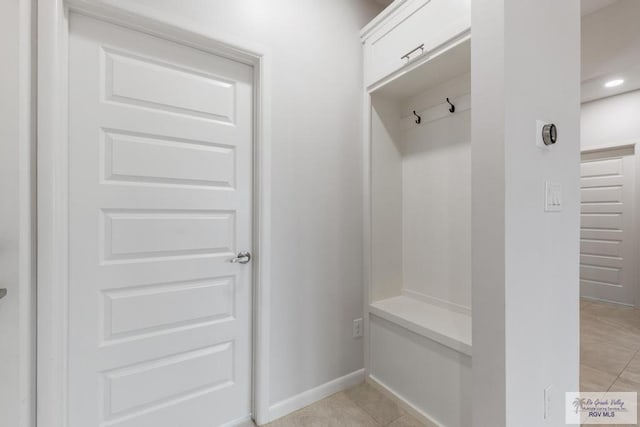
[265, 382, 425, 427]
[263, 299, 640, 427]
[581, 299, 640, 426]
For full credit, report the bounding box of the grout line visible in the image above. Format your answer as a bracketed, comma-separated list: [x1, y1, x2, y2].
[607, 347, 640, 392]
[582, 300, 640, 394]
[347, 383, 406, 427]
[342, 384, 385, 426]
[383, 413, 405, 426]
[594, 297, 640, 392]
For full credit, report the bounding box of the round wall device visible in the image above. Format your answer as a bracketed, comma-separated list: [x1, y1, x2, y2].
[542, 123, 557, 146]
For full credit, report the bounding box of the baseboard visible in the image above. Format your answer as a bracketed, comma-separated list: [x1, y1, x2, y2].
[366, 374, 442, 427]
[581, 295, 634, 307]
[265, 368, 365, 424]
[220, 415, 255, 427]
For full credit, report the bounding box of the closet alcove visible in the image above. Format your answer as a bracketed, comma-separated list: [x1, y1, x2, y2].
[361, 1, 471, 425]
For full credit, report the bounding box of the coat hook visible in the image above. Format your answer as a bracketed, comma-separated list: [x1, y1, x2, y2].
[446, 98, 455, 113]
[413, 110, 421, 124]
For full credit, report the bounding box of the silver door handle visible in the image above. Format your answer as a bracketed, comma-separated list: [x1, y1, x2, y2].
[401, 43, 425, 62]
[0, 288, 6, 300]
[230, 251, 251, 264]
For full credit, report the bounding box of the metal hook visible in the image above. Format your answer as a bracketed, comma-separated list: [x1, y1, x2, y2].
[413, 110, 421, 124]
[446, 98, 455, 113]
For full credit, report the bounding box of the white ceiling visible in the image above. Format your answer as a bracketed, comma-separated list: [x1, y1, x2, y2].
[582, 66, 640, 103]
[581, 0, 640, 102]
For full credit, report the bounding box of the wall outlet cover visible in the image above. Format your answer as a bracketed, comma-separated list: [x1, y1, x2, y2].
[544, 385, 553, 419]
[353, 318, 363, 338]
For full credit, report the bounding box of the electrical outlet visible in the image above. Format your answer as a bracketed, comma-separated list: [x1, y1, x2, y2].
[544, 385, 553, 420]
[353, 318, 363, 338]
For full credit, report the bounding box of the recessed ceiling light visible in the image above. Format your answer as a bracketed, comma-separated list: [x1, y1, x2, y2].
[604, 79, 624, 88]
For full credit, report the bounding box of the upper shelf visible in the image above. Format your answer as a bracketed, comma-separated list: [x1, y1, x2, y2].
[362, 0, 471, 88]
[371, 36, 470, 100]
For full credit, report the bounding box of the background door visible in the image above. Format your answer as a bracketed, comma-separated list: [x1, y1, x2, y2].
[580, 147, 637, 306]
[68, 13, 253, 426]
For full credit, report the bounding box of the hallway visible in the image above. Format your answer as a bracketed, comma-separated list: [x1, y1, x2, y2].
[581, 299, 640, 426]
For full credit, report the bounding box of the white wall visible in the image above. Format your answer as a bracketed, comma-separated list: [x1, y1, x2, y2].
[60, 0, 382, 411]
[400, 74, 471, 310]
[471, 0, 506, 423]
[581, 90, 640, 149]
[0, 0, 35, 426]
[371, 95, 404, 302]
[1, 0, 382, 422]
[472, 0, 581, 426]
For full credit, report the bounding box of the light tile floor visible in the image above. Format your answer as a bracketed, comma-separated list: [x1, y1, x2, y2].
[263, 299, 640, 427]
[581, 299, 640, 427]
[264, 382, 426, 427]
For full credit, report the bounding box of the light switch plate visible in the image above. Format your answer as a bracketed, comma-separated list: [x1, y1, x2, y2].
[544, 385, 553, 419]
[545, 181, 562, 212]
[353, 318, 363, 338]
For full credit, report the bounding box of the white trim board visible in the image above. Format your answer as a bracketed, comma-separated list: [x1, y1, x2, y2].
[399, 93, 471, 131]
[36, 1, 272, 425]
[401, 288, 472, 315]
[366, 375, 440, 427]
[14, 0, 36, 426]
[359, 0, 413, 40]
[220, 415, 256, 427]
[266, 369, 366, 424]
[580, 295, 635, 308]
[636, 143, 640, 309]
[581, 144, 635, 159]
[581, 140, 639, 154]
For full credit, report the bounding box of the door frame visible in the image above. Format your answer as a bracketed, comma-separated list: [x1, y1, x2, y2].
[580, 141, 640, 308]
[37, 0, 273, 425]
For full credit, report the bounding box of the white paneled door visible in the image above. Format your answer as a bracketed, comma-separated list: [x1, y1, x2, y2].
[68, 14, 253, 426]
[580, 150, 637, 306]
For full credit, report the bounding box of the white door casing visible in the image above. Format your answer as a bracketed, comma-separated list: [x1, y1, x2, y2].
[580, 147, 637, 306]
[67, 13, 252, 426]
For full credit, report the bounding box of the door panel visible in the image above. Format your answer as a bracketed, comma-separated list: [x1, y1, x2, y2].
[104, 49, 237, 121]
[68, 14, 253, 426]
[104, 130, 237, 188]
[580, 152, 636, 305]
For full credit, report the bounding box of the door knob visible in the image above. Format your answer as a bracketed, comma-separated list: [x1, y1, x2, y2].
[230, 251, 251, 264]
[0, 288, 7, 300]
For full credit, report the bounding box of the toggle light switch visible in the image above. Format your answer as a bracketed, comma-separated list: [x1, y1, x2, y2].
[545, 181, 562, 212]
